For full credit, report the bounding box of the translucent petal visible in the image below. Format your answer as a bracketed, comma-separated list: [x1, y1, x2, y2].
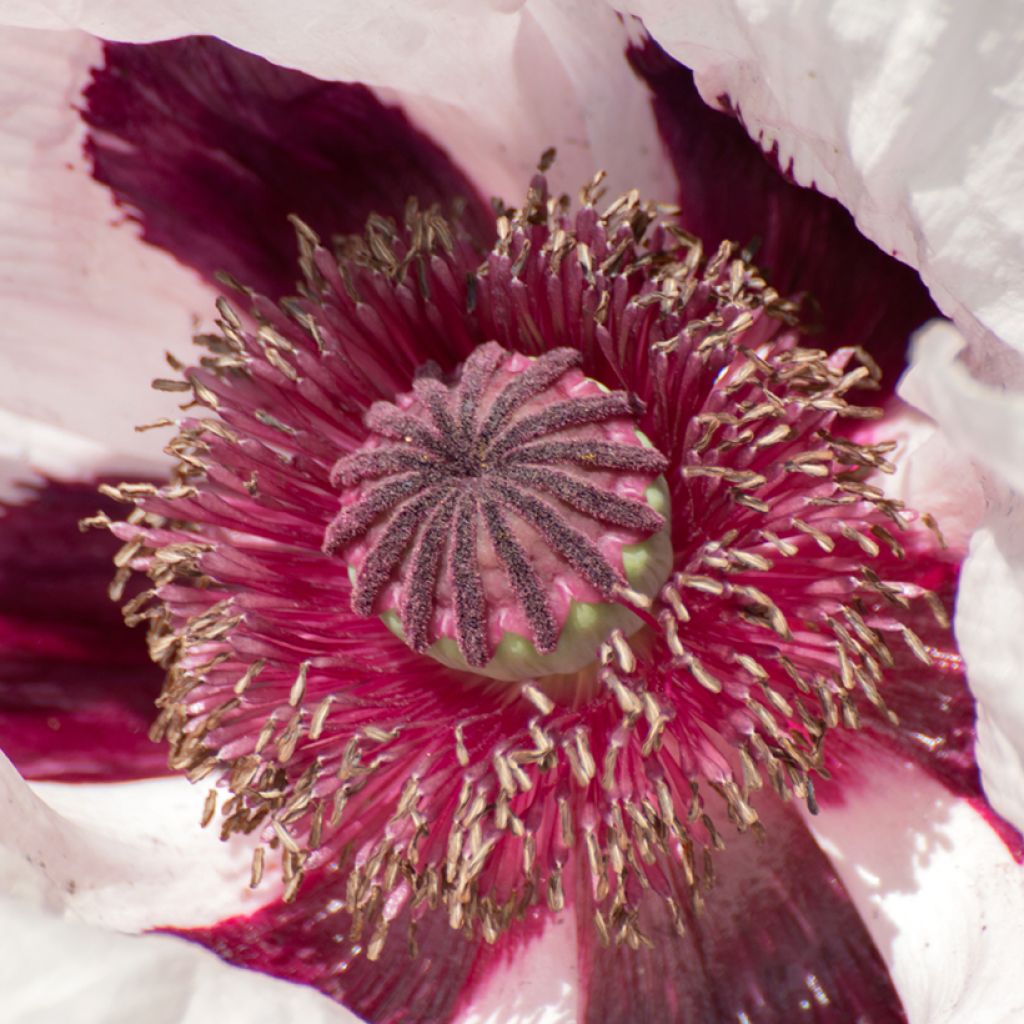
[0, 26, 217, 467]
[901, 321, 1024, 831]
[1, 755, 262, 929]
[807, 759, 1024, 1024]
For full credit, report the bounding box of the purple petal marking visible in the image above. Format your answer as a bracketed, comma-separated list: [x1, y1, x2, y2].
[177, 855, 547, 1024]
[0, 481, 168, 782]
[84, 37, 494, 299]
[628, 38, 937, 386]
[510, 439, 670, 474]
[481, 499, 558, 653]
[580, 797, 908, 1023]
[502, 464, 665, 532]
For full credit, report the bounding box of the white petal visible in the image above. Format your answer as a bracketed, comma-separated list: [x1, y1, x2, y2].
[0, 753, 272, 929]
[864, 394, 985, 553]
[0, 26, 217, 472]
[806, 759, 1024, 1024]
[898, 320, 1024, 831]
[456, 915, 577, 1024]
[3, 1, 677, 203]
[901, 321, 1024, 496]
[1, 898, 356, 1024]
[0, 413, 153, 502]
[0, 752, 358, 1022]
[626, 0, 1024, 355]
[621, 2, 1024, 833]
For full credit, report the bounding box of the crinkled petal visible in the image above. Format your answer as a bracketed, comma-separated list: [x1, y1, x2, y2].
[868, 398, 985, 554]
[627, 0, 1024, 838]
[807, 759, 1024, 1024]
[0, 26, 218, 467]
[626, 0, 1024, 354]
[900, 321, 1024, 833]
[7, 1, 677, 202]
[2, 759, 358, 1019]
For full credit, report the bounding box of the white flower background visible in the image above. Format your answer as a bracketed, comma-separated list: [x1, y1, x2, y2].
[0, 1, 1022, 1021]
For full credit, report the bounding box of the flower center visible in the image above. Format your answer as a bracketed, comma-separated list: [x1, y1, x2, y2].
[324, 343, 672, 680]
[95, 173, 959, 970]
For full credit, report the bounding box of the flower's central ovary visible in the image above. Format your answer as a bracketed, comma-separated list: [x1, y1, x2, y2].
[324, 343, 672, 679]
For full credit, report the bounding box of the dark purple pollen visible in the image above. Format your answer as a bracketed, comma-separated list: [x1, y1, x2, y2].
[350, 491, 445, 616]
[484, 479, 623, 596]
[324, 474, 432, 552]
[363, 403, 447, 453]
[481, 500, 559, 654]
[451, 493, 489, 667]
[455, 342, 505, 433]
[400, 492, 459, 652]
[324, 345, 668, 667]
[476, 348, 583, 444]
[511, 439, 670, 473]
[502, 465, 665, 532]
[412, 377, 461, 440]
[487, 393, 646, 460]
[330, 447, 437, 488]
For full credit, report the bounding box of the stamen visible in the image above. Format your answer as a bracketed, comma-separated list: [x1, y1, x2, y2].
[98, 173, 961, 971]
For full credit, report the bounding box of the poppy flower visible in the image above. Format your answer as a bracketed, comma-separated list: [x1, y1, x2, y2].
[1, 4, 1023, 1024]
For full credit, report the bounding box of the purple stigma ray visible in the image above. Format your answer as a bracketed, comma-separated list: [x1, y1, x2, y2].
[487, 393, 646, 460]
[326, 344, 668, 668]
[455, 342, 504, 435]
[400, 492, 460, 653]
[324, 473, 430, 553]
[481, 499, 559, 655]
[350, 490, 445, 615]
[363, 403, 447, 454]
[502, 465, 665, 532]
[484, 480, 623, 596]
[476, 347, 582, 444]
[331, 447, 438, 488]
[510, 440, 670, 474]
[452, 493, 489, 667]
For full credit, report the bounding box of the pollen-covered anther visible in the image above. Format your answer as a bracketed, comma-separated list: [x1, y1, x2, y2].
[324, 343, 672, 679]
